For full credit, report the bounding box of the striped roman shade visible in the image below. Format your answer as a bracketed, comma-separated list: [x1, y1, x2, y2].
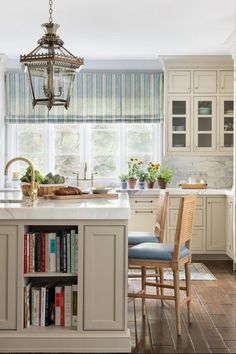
[5, 72, 163, 124]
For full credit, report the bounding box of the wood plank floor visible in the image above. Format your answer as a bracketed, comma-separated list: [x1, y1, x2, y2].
[128, 261, 236, 354]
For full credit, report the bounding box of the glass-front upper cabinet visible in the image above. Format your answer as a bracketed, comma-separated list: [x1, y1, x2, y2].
[193, 97, 216, 152]
[220, 97, 234, 152]
[167, 97, 190, 152]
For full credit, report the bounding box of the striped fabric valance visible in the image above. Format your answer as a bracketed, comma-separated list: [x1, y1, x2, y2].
[5, 72, 163, 124]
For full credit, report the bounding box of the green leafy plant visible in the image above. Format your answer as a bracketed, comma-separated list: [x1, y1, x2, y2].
[119, 174, 128, 182]
[136, 170, 149, 182]
[127, 157, 143, 179]
[157, 166, 173, 184]
[20, 167, 65, 184]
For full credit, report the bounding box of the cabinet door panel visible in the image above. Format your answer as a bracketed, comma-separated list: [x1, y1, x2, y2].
[168, 71, 191, 93]
[83, 225, 126, 330]
[0, 226, 17, 330]
[206, 198, 226, 251]
[219, 96, 234, 152]
[169, 228, 203, 252]
[193, 71, 217, 93]
[169, 209, 203, 228]
[220, 71, 234, 93]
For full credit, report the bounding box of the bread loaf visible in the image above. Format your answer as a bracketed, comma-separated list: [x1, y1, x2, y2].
[54, 186, 81, 195]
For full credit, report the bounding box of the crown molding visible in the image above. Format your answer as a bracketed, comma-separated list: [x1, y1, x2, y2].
[159, 55, 233, 70]
[224, 29, 236, 59]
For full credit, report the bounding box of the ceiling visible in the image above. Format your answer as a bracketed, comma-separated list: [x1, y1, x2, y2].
[1, 0, 235, 68]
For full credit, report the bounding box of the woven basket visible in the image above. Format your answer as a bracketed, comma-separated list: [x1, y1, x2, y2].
[20, 183, 65, 197]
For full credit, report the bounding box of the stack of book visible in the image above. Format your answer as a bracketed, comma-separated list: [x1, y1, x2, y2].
[24, 282, 78, 328]
[24, 229, 78, 273]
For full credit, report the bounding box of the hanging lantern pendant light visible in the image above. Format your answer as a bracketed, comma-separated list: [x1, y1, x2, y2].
[20, 0, 84, 110]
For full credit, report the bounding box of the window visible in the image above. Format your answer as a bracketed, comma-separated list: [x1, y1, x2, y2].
[6, 123, 161, 184]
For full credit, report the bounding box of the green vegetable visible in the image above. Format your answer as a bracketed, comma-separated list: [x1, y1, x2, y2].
[20, 167, 65, 185]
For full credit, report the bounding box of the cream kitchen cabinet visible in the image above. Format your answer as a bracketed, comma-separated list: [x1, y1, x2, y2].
[226, 197, 234, 259]
[219, 71, 234, 93]
[167, 71, 191, 93]
[219, 96, 234, 152]
[193, 97, 217, 152]
[167, 96, 191, 152]
[128, 196, 159, 232]
[0, 225, 17, 330]
[83, 225, 126, 330]
[193, 70, 217, 93]
[162, 56, 234, 155]
[206, 197, 226, 252]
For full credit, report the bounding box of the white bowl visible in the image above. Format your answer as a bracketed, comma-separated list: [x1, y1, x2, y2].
[92, 188, 110, 194]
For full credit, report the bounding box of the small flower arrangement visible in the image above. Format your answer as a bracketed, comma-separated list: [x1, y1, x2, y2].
[128, 157, 143, 179]
[119, 174, 128, 182]
[157, 166, 173, 188]
[147, 162, 161, 182]
[136, 170, 149, 182]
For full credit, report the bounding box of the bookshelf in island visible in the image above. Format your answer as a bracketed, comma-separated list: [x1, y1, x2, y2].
[0, 194, 131, 353]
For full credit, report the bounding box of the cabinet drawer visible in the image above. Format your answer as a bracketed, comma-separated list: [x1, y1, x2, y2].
[169, 208, 203, 227]
[129, 197, 159, 209]
[169, 197, 204, 208]
[129, 210, 156, 232]
[169, 228, 204, 252]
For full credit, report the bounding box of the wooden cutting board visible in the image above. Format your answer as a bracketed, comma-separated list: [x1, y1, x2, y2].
[179, 183, 208, 189]
[43, 193, 118, 200]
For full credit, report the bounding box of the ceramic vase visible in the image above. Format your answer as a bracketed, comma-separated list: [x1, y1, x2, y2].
[121, 181, 127, 189]
[138, 181, 145, 189]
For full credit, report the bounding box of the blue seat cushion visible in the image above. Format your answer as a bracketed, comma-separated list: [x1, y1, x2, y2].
[128, 232, 159, 245]
[128, 242, 190, 261]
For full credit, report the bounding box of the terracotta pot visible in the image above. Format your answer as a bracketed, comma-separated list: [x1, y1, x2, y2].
[128, 178, 137, 189]
[157, 178, 167, 189]
[146, 180, 154, 189]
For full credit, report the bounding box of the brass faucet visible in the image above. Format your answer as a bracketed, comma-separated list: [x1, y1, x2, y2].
[72, 162, 97, 187]
[4, 157, 38, 201]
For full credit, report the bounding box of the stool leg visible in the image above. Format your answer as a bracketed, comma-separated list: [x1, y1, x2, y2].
[173, 269, 181, 335]
[159, 267, 164, 307]
[185, 262, 192, 323]
[141, 266, 146, 317]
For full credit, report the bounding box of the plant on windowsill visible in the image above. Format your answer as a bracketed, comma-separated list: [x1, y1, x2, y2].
[119, 174, 128, 189]
[156, 166, 174, 189]
[136, 170, 149, 189]
[127, 158, 143, 189]
[146, 162, 161, 189]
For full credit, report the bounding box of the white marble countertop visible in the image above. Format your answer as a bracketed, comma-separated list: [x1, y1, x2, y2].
[0, 192, 131, 220]
[117, 188, 235, 197]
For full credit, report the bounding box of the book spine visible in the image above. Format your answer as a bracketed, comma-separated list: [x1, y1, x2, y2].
[72, 284, 77, 327]
[75, 233, 78, 273]
[35, 233, 42, 272]
[70, 230, 75, 273]
[31, 287, 35, 325]
[56, 233, 60, 272]
[40, 287, 46, 326]
[45, 285, 54, 326]
[67, 233, 71, 273]
[41, 233, 45, 272]
[45, 233, 49, 273]
[55, 286, 62, 326]
[60, 232, 67, 273]
[29, 233, 35, 273]
[49, 233, 56, 272]
[64, 285, 72, 327]
[60, 287, 65, 327]
[24, 233, 28, 274]
[35, 288, 40, 326]
[24, 282, 31, 328]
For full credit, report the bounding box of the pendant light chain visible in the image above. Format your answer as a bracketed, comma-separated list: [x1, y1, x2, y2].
[49, 0, 53, 23]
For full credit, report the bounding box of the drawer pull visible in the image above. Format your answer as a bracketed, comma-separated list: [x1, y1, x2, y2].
[135, 210, 154, 214]
[135, 200, 153, 203]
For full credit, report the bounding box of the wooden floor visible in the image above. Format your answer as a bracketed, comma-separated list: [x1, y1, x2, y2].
[128, 261, 236, 354]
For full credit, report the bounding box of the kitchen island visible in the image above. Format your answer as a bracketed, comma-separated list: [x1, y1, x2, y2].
[0, 193, 131, 353]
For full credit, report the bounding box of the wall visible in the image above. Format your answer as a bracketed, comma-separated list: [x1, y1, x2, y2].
[163, 155, 233, 189]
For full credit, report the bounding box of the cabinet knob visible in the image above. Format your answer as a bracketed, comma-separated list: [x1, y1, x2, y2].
[195, 86, 198, 90]
[221, 86, 224, 89]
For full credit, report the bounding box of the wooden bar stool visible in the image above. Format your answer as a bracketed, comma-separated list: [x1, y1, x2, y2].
[128, 195, 197, 335]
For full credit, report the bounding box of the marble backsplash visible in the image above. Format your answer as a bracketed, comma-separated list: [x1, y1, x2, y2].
[162, 156, 233, 189]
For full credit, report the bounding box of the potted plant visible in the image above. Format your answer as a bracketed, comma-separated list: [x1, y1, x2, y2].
[146, 162, 160, 188]
[119, 174, 128, 189]
[157, 166, 173, 189]
[127, 158, 142, 189]
[136, 170, 149, 189]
